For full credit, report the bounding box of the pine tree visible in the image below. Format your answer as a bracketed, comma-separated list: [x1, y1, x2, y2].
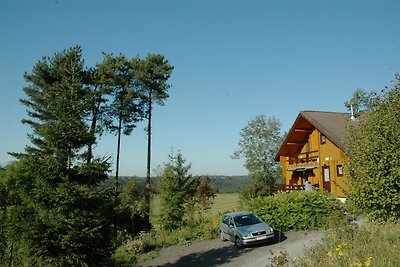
[132, 54, 173, 226]
[6, 46, 114, 266]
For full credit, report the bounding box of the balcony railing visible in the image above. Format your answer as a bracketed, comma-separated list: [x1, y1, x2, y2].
[273, 184, 305, 192]
[287, 150, 318, 165]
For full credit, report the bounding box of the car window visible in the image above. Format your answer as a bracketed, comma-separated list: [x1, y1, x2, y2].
[222, 215, 230, 225]
[233, 213, 262, 227]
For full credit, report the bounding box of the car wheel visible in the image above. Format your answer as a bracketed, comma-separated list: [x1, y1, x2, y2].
[235, 236, 243, 249]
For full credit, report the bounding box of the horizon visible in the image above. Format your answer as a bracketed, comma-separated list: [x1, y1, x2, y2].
[1, 0, 399, 177]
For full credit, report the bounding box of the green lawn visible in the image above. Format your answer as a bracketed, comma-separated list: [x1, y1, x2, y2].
[210, 193, 241, 216]
[150, 192, 241, 223]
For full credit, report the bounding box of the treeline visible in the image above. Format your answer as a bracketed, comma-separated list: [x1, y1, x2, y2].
[117, 175, 250, 193]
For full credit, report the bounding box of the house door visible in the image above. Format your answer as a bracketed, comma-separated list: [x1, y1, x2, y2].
[323, 166, 331, 192]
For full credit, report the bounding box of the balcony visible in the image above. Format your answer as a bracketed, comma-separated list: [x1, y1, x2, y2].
[287, 150, 319, 165]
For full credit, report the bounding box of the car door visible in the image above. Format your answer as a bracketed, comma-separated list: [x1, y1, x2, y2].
[220, 215, 230, 239]
[227, 217, 236, 241]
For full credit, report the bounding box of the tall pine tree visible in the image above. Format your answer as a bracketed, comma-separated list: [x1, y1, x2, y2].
[7, 46, 114, 266]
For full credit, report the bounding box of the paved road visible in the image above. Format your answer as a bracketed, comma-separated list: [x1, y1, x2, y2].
[139, 230, 324, 267]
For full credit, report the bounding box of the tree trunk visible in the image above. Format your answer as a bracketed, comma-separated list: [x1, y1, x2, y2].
[144, 89, 152, 229]
[115, 104, 123, 196]
[87, 100, 100, 164]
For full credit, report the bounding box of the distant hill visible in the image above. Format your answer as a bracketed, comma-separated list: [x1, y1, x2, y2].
[111, 175, 250, 193]
[208, 175, 250, 193]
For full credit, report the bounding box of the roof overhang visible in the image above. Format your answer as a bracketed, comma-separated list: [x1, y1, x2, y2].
[287, 165, 318, 171]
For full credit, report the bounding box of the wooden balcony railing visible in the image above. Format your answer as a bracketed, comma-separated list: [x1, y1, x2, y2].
[287, 150, 318, 165]
[273, 184, 305, 192]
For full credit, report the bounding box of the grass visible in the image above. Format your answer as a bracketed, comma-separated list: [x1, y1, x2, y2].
[209, 192, 241, 216]
[273, 222, 400, 267]
[150, 192, 241, 224]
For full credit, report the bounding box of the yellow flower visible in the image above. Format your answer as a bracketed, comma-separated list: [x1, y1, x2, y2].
[353, 262, 363, 267]
[293, 256, 299, 262]
[327, 251, 333, 257]
[338, 250, 344, 257]
[365, 256, 373, 267]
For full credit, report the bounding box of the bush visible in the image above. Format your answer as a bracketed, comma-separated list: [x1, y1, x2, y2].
[298, 222, 400, 267]
[111, 215, 220, 266]
[346, 74, 400, 222]
[243, 190, 345, 231]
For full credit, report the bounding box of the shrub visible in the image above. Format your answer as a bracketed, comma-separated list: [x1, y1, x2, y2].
[346, 74, 400, 222]
[243, 190, 345, 231]
[298, 222, 400, 267]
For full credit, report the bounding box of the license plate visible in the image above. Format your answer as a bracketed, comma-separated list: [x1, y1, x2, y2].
[256, 236, 267, 241]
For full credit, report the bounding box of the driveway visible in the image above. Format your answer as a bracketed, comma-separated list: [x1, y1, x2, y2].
[138, 230, 324, 267]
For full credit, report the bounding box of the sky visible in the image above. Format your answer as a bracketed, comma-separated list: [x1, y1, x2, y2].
[1, 0, 399, 177]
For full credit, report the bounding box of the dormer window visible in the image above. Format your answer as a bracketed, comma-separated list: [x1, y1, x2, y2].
[320, 134, 326, 144]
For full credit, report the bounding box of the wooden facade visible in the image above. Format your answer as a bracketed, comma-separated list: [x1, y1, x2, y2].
[275, 111, 353, 198]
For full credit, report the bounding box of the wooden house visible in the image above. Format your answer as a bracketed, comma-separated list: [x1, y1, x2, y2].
[275, 111, 354, 198]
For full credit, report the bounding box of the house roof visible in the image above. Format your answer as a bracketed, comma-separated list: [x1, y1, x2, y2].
[275, 111, 353, 161]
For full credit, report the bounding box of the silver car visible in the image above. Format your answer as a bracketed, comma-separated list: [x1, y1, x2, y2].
[219, 211, 274, 248]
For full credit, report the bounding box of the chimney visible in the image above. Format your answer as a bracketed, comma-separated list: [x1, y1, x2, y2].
[350, 104, 355, 121]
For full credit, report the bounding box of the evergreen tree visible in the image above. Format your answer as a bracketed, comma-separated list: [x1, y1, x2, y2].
[132, 54, 173, 226]
[6, 46, 114, 266]
[158, 152, 197, 230]
[99, 53, 144, 191]
[20, 46, 92, 167]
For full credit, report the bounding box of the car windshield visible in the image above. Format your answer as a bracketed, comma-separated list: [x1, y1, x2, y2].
[233, 213, 262, 227]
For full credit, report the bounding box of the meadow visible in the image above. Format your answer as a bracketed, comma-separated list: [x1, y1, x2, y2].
[150, 192, 241, 223]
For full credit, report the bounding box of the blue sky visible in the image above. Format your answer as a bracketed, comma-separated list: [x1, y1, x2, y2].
[1, 0, 399, 177]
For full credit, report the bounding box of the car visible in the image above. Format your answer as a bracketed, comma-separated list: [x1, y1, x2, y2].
[219, 211, 274, 248]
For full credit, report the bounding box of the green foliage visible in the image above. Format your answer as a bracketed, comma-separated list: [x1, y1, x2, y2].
[158, 152, 216, 230]
[1, 157, 114, 267]
[346, 74, 400, 222]
[232, 115, 283, 197]
[158, 152, 196, 229]
[19, 46, 92, 166]
[111, 216, 220, 266]
[344, 88, 379, 116]
[298, 222, 400, 267]
[115, 179, 149, 236]
[243, 190, 345, 231]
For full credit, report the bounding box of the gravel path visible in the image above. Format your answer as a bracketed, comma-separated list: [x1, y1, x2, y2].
[138, 230, 324, 267]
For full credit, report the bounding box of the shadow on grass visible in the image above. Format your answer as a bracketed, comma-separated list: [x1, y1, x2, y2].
[143, 231, 288, 267]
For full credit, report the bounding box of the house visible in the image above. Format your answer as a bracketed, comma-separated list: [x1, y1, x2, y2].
[275, 111, 354, 198]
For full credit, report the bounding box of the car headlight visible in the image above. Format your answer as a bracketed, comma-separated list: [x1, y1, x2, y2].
[242, 231, 252, 238]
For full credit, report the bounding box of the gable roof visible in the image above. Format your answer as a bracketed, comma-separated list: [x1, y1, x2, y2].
[275, 111, 352, 161]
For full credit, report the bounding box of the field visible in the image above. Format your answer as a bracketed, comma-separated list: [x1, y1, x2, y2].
[209, 193, 241, 216]
[150, 192, 241, 223]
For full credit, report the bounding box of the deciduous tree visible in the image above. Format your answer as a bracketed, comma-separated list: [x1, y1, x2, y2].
[346, 74, 400, 221]
[232, 115, 283, 198]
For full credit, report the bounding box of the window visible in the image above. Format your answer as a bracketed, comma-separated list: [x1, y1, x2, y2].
[320, 134, 326, 144]
[337, 165, 343, 177]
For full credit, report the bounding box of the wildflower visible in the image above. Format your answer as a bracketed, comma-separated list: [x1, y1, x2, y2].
[293, 256, 299, 262]
[365, 256, 373, 267]
[338, 250, 344, 257]
[327, 251, 333, 257]
[353, 262, 363, 267]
